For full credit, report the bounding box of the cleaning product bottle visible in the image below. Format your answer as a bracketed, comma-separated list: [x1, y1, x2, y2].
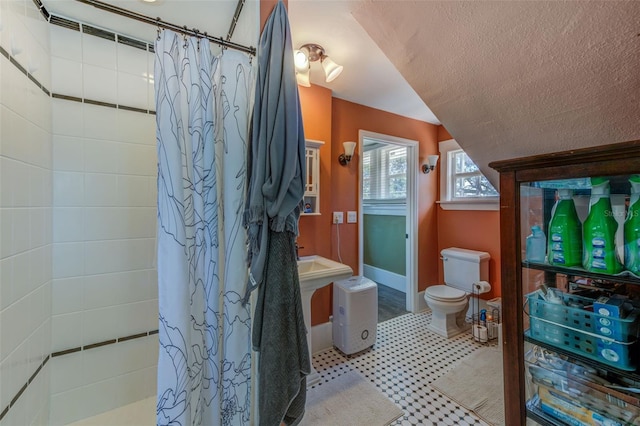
[624, 175, 640, 274]
[583, 177, 624, 274]
[547, 189, 582, 267]
[525, 225, 546, 263]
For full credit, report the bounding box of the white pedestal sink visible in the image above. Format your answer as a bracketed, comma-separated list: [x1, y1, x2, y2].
[297, 255, 352, 387]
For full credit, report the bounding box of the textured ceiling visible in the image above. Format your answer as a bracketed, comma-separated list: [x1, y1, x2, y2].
[352, 1, 640, 186]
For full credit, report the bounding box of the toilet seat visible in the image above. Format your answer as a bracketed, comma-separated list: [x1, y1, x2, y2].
[425, 285, 467, 302]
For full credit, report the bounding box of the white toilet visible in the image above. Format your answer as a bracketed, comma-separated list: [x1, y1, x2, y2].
[424, 247, 490, 338]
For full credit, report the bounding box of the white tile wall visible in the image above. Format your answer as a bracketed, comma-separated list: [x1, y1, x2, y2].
[51, 56, 83, 98]
[49, 337, 157, 426]
[0, 0, 52, 424]
[83, 270, 156, 310]
[117, 71, 148, 110]
[50, 24, 82, 62]
[82, 32, 116, 70]
[116, 43, 147, 76]
[52, 99, 84, 137]
[83, 103, 118, 141]
[51, 312, 83, 353]
[48, 21, 158, 423]
[51, 276, 84, 315]
[53, 171, 85, 207]
[52, 135, 84, 172]
[84, 141, 118, 174]
[53, 207, 85, 243]
[116, 109, 155, 143]
[83, 64, 117, 104]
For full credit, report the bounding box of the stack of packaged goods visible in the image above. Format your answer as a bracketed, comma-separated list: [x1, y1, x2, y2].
[526, 347, 640, 425]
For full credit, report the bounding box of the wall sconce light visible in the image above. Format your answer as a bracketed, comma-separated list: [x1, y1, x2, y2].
[294, 43, 343, 87]
[422, 155, 439, 174]
[338, 141, 357, 166]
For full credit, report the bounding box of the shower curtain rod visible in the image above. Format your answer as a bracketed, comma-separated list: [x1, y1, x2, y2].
[74, 0, 256, 55]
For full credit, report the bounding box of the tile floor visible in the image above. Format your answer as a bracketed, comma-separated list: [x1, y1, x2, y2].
[68, 311, 500, 426]
[311, 311, 497, 426]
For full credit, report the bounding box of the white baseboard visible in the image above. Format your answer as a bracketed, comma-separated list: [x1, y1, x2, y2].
[311, 321, 333, 354]
[363, 264, 406, 293]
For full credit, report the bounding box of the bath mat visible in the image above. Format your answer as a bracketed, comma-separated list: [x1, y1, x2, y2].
[301, 370, 404, 426]
[430, 347, 505, 425]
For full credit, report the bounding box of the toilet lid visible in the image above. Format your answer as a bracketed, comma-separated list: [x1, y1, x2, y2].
[426, 285, 467, 302]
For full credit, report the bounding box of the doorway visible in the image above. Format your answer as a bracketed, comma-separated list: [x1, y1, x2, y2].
[357, 130, 419, 318]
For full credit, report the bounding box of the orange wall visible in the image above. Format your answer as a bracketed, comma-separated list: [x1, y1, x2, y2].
[298, 92, 502, 323]
[297, 86, 333, 260]
[435, 130, 502, 298]
[302, 95, 440, 325]
[436, 210, 501, 298]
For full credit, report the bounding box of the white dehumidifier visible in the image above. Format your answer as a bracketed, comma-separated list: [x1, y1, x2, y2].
[333, 276, 378, 355]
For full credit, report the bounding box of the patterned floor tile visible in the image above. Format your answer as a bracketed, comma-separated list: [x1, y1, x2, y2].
[311, 311, 498, 426]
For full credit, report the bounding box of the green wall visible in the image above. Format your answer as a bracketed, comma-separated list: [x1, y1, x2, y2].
[363, 214, 406, 275]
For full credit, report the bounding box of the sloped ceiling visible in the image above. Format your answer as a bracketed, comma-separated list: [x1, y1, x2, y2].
[352, 1, 640, 186]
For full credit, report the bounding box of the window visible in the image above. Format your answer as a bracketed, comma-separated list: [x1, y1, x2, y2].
[363, 144, 407, 201]
[451, 150, 499, 199]
[438, 139, 499, 210]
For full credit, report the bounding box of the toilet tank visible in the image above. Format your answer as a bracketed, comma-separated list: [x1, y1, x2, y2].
[441, 247, 490, 292]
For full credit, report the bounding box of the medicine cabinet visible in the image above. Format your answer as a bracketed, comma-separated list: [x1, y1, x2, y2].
[303, 139, 324, 215]
[490, 140, 640, 426]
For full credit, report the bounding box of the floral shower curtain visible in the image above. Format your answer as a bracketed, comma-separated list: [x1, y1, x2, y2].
[154, 30, 253, 426]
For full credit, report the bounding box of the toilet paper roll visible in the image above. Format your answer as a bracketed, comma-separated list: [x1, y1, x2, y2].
[474, 280, 492, 294]
[473, 324, 488, 343]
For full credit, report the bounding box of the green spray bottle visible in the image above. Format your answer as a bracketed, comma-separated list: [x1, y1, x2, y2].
[547, 189, 582, 266]
[624, 175, 640, 274]
[583, 177, 624, 274]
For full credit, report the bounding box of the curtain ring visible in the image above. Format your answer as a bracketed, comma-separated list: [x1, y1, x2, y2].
[193, 29, 200, 51]
[155, 18, 163, 41]
[182, 26, 188, 49]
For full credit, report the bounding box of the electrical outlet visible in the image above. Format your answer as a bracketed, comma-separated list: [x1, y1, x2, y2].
[347, 211, 357, 223]
[333, 212, 344, 224]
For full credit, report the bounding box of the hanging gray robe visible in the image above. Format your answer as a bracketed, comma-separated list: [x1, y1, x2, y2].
[243, 0, 306, 300]
[242, 1, 309, 425]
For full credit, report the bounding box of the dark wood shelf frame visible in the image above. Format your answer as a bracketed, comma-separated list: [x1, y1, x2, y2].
[489, 139, 640, 425]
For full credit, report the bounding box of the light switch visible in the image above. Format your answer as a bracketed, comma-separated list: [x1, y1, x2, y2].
[347, 211, 357, 223]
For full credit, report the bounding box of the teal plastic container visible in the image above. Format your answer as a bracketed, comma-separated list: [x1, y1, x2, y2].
[547, 189, 582, 267]
[583, 178, 624, 274]
[624, 175, 640, 274]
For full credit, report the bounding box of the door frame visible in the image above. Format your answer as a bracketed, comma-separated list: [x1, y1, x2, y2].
[357, 130, 419, 312]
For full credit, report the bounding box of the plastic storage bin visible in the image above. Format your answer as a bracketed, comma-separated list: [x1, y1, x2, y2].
[333, 276, 377, 355]
[526, 291, 639, 370]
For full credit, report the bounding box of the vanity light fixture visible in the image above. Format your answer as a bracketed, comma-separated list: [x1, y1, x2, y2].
[338, 141, 357, 166]
[422, 155, 439, 174]
[294, 43, 343, 87]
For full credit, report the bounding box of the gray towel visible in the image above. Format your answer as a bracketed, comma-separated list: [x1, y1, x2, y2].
[252, 230, 310, 425]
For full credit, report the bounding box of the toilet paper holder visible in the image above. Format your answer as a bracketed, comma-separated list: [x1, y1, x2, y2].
[473, 280, 492, 294]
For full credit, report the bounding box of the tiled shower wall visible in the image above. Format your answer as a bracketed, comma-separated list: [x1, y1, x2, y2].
[47, 19, 158, 426]
[0, 0, 53, 424]
[1, 0, 158, 424]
